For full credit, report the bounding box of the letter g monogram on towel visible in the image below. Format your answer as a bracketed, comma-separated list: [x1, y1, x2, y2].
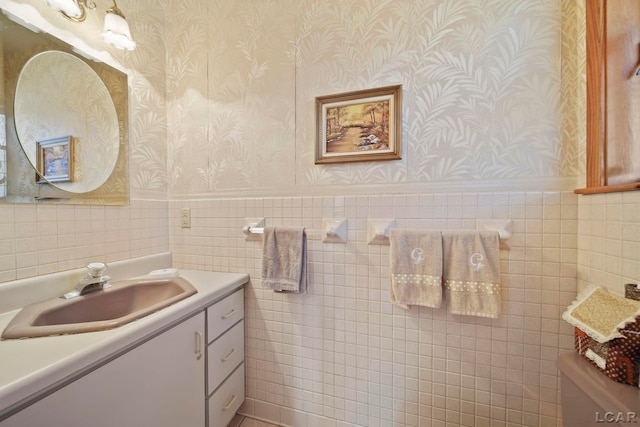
[469, 253, 485, 271]
[411, 247, 424, 264]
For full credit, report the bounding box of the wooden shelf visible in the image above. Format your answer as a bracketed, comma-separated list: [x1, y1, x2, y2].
[574, 182, 640, 194]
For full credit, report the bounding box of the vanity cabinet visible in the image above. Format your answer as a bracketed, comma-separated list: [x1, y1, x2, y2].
[1, 313, 206, 427]
[0, 286, 245, 427]
[206, 288, 245, 427]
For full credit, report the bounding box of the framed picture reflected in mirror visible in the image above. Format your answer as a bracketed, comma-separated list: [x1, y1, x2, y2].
[36, 136, 74, 183]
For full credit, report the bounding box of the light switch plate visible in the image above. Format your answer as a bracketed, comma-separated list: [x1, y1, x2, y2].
[180, 208, 191, 228]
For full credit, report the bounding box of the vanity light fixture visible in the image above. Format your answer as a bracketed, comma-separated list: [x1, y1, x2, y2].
[100, 0, 136, 51]
[45, 0, 136, 50]
[46, 0, 95, 23]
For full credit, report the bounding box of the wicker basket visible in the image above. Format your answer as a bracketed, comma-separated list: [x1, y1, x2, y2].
[625, 283, 640, 301]
[574, 320, 640, 386]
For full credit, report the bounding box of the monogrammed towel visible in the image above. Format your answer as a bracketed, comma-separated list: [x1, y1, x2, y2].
[442, 230, 501, 318]
[389, 229, 443, 309]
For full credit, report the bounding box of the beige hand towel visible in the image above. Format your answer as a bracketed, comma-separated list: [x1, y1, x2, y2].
[262, 226, 307, 293]
[442, 230, 501, 318]
[389, 229, 443, 309]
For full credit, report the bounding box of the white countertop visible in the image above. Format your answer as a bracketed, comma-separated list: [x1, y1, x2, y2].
[0, 266, 249, 420]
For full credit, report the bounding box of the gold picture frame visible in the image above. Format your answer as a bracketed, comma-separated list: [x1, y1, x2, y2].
[36, 136, 74, 183]
[315, 85, 402, 164]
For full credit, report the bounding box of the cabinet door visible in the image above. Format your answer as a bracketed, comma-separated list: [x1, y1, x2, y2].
[2, 312, 205, 427]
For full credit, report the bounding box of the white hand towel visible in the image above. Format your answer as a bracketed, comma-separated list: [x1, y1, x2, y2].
[442, 230, 501, 318]
[262, 226, 307, 293]
[389, 229, 443, 309]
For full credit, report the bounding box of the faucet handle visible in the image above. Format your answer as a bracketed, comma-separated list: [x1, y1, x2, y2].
[86, 262, 107, 278]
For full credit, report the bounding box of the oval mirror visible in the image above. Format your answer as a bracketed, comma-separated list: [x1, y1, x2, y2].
[13, 50, 119, 194]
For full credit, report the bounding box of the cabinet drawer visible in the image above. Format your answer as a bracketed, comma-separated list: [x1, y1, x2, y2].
[207, 320, 244, 394]
[207, 364, 244, 427]
[207, 288, 244, 342]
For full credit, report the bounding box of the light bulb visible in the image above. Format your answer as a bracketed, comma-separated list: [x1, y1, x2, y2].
[101, 9, 136, 50]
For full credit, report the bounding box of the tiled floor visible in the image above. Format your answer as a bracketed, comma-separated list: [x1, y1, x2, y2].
[239, 418, 279, 427]
[229, 415, 279, 427]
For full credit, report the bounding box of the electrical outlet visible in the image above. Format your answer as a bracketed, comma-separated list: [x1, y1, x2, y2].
[180, 208, 191, 228]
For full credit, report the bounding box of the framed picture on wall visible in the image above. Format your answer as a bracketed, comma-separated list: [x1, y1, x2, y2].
[315, 85, 402, 164]
[36, 136, 74, 183]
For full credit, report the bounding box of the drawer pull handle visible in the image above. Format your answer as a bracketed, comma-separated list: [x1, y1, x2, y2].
[221, 308, 237, 319]
[222, 394, 237, 411]
[221, 348, 237, 362]
[195, 332, 203, 360]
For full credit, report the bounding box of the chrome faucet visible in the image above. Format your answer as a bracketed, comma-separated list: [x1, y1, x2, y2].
[61, 262, 111, 299]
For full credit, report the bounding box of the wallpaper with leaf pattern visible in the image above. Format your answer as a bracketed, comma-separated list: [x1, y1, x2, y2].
[167, 0, 584, 196]
[1, 0, 583, 199]
[167, 0, 296, 194]
[125, 0, 169, 195]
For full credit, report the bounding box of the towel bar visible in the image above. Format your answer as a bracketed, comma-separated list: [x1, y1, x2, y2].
[368, 218, 396, 245]
[243, 217, 266, 241]
[476, 219, 512, 250]
[243, 219, 348, 243]
[242, 219, 512, 249]
[367, 218, 512, 248]
[242, 225, 264, 235]
[243, 225, 342, 237]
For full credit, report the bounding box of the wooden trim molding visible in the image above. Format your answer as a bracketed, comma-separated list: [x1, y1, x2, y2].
[576, 0, 640, 195]
[575, 182, 640, 195]
[584, 0, 606, 189]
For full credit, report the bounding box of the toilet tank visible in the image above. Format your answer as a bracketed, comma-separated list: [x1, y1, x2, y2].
[557, 352, 640, 427]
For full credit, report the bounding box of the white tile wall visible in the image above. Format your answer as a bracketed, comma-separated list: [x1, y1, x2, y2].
[577, 191, 640, 294]
[170, 190, 578, 427]
[0, 199, 169, 283]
